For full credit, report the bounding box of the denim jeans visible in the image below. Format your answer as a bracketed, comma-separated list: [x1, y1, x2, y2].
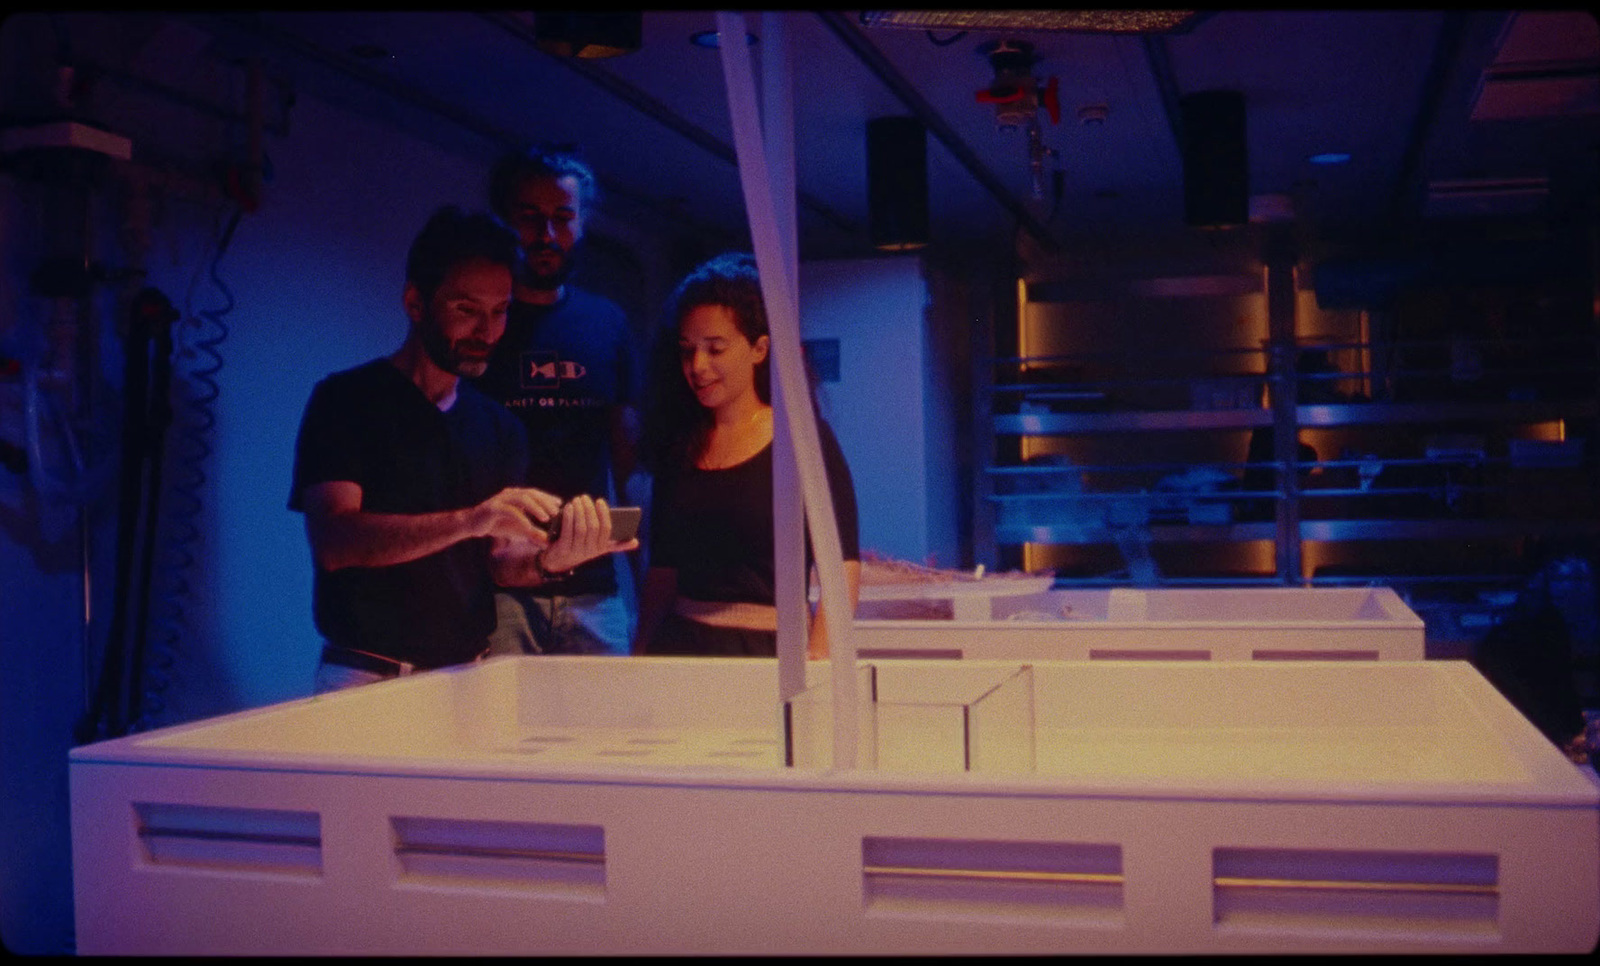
[313, 646, 489, 694]
[490, 588, 634, 656]
[313, 658, 387, 694]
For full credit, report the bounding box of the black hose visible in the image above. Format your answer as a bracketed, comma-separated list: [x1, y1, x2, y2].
[74, 287, 178, 743]
[125, 291, 178, 729]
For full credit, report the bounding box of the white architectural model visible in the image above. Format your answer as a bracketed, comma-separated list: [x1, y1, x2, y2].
[852, 585, 1426, 661]
[70, 655, 1600, 954]
[66, 11, 1598, 957]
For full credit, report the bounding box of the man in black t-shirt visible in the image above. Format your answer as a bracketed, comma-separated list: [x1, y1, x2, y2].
[476, 148, 641, 656]
[288, 206, 637, 692]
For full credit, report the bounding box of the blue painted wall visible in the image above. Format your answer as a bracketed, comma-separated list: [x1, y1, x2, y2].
[801, 258, 931, 563]
[800, 257, 967, 569]
[0, 79, 507, 953]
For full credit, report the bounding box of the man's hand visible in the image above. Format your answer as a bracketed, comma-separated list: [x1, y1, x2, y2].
[488, 495, 640, 587]
[471, 487, 564, 544]
[541, 495, 640, 573]
[301, 481, 563, 573]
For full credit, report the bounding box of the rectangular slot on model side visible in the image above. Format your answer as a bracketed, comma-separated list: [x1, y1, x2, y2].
[134, 803, 322, 877]
[1251, 649, 1380, 661]
[863, 836, 1123, 924]
[1213, 847, 1498, 937]
[1089, 649, 1210, 661]
[392, 817, 604, 899]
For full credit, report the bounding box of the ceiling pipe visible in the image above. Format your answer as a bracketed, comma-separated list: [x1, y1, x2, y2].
[82, 60, 292, 139]
[477, 11, 858, 238]
[1385, 10, 1471, 226]
[194, 16, 522, 154]
[1141, 35, 1187, 162]
[186, 12, 736, 243]
[814, 10, 1060, 253]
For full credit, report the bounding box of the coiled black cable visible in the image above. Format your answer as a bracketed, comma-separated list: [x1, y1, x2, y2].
[128, 207, 238, 732]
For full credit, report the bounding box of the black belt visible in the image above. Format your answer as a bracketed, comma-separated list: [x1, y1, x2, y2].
[320, 643, 417, 677]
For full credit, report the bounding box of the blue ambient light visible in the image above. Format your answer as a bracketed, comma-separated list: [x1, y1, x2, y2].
[690, 29, 759, 49]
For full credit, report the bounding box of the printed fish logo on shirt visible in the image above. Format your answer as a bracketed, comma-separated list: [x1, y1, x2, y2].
[520, 351, 588, 389]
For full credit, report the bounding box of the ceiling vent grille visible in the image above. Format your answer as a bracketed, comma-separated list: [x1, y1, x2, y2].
[1423, 177, 1549, 218]
[858, 11, 1204, 35]
[1469, 11, 1600, 120]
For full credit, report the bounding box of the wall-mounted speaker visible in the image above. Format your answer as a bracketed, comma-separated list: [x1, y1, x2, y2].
[866, 116, 929, 252]
[1179, 90, 1248, 228]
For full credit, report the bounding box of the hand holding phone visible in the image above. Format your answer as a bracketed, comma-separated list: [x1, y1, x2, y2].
[545, 502, 641, 544]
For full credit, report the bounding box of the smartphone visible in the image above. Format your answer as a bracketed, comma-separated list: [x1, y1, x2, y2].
[607, 506, 642, 543]
[545, 505, 642, 544]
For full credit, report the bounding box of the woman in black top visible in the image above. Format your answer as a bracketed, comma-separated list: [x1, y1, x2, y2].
[633, 253, 860, 658]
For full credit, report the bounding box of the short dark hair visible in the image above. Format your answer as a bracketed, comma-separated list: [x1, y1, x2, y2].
[404, 205, 520, 301]
[487, 146, 599, 217]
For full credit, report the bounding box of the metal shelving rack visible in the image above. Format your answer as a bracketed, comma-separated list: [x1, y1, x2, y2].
[982, 320, 1600, 597]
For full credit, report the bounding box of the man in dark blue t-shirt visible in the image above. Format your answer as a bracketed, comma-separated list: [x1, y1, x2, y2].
[288, 206, 637, 692]
[476, 148, 641, 656]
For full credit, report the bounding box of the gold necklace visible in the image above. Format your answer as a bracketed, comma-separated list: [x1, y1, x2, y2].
[699, 406, 771, 470]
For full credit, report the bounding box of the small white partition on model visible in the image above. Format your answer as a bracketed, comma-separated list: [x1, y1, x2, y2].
[851, 585, 1426, 661]
[70, 655, 1598, 955]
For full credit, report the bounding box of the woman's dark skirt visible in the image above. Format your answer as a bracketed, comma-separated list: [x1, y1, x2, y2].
[647, 612, 777, 657]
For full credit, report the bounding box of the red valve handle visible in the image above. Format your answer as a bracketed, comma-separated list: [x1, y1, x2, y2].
[975, 86, 1027, 105]
[1042, 76, 1061, 124]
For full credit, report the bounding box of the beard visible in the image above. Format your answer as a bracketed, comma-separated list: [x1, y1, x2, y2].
[419, 322, 493, 379]
[521, 242, 575, 292]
